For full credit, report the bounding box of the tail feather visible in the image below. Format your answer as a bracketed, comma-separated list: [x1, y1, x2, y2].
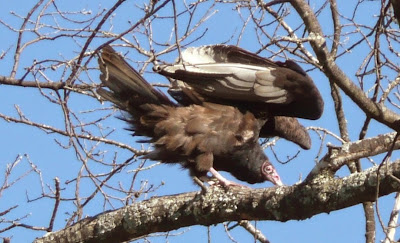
[98, 45, 173, 109]
[97, 45, 175, 137]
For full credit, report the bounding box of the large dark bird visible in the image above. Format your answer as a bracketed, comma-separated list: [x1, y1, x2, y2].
[154, 45, 324, 149]
[97, 46, 283, 186]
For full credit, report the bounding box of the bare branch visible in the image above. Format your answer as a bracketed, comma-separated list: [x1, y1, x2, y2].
[34, 161, 400, 242]
[383, 192, 400, 243]
[290, 0, 400, 131]
[307, 132, 400, 179]
[239, 220, 269, 243]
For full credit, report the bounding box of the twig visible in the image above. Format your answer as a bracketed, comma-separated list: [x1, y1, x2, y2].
[239, 220, 270, 243]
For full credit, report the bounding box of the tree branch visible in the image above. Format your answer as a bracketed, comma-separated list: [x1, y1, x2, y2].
[290, 0, 400, 131]
[0, 75, 95, 91]
[307, 132, 400, 181]
[34, 160, 400, 243]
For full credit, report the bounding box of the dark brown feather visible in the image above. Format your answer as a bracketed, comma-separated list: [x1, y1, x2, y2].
[98, 46, 282, 186]
[166, 77, 311, 150]
[154, 45, 323, 149]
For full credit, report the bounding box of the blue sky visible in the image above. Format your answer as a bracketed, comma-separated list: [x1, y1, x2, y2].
[0, 0, 397, 242]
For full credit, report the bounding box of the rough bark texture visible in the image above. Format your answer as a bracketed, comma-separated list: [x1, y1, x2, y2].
[307, 132, 400, 180]
[35, 161, 400, 243]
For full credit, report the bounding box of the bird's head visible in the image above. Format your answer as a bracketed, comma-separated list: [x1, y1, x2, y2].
[214, 144, 284, 186]
[261, 161, 283, 186]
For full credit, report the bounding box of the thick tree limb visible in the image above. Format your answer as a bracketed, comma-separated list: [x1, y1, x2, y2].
[307, 132, 400, 180]
[35, 161, 400, 243]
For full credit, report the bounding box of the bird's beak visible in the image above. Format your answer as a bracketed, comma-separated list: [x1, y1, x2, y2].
[269, 170, 283, 186]
[273, 176, 284, 186]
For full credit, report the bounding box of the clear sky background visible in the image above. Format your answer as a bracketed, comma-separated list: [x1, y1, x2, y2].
[0, 0, 397, 242]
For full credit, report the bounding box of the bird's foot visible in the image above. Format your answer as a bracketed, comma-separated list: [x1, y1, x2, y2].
[217, 180, 249, 189]
[208, 167, 249, 189]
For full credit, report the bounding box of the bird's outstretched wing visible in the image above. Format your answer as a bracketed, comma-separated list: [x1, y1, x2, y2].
[156, 45, 320, 149]
[154, 45, 324, 120]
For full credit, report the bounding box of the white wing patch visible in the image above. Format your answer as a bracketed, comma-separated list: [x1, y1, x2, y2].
[161, 46, 294, 104]
[181, 46, 219, 64]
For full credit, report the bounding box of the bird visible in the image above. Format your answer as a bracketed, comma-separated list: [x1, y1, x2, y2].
[154, 45, 324, 149]
[97, 45, 283, 187]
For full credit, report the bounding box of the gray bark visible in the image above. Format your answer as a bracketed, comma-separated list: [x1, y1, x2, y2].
[35, 160, 400, 243]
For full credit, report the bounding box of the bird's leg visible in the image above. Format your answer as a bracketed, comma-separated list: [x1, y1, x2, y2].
[195, 153, 248, 188]
[208, 167, 248, 188]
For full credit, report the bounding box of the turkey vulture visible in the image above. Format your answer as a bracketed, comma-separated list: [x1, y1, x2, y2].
[154, 45, 323, 149]
[97, 46, 283, 186]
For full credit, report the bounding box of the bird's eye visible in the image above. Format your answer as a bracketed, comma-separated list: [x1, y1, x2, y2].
[263, 164, 273, 174]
